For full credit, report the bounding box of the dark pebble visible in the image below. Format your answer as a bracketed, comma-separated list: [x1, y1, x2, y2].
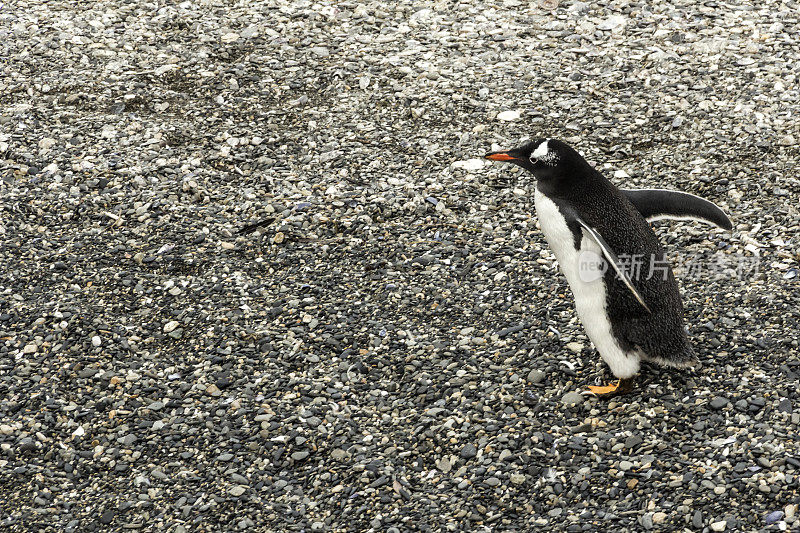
[100, 509, 114, 525]
[765, 511, 784, 525]
[692, 510, 703, 528]
[460, 443, 477, 459]
[710, 397, 729, 409]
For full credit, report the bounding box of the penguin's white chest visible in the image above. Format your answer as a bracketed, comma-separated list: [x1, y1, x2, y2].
[534, 189, 640, 378]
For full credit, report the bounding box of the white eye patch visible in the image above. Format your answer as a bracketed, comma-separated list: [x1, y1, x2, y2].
[530, 139, 559, 165]
[532, 140, 550, 159]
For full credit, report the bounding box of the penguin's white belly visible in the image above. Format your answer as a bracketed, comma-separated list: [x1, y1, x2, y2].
[534, 190, 640, 378]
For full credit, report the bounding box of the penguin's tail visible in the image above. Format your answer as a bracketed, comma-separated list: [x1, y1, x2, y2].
[641, 348, 699, 369]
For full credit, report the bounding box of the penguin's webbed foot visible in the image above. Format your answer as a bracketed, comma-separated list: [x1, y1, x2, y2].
[586, 377, 635, 397]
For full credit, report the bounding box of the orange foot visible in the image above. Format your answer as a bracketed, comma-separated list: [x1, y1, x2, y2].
[586, 377, 634, 397]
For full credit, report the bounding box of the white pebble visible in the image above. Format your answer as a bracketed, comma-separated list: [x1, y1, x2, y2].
[451, 159, 485, 171]
[496, 110, 521, 122]
[38, 137, 57, 150]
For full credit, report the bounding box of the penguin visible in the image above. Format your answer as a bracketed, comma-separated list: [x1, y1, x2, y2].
[484, 138, 732, 395]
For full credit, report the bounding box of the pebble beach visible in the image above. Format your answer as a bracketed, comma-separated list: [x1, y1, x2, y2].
[1, 0, 799, 531]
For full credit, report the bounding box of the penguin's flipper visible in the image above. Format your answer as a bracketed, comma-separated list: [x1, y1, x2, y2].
[622, 189, 732, 230]
[574, 219, 652, 313]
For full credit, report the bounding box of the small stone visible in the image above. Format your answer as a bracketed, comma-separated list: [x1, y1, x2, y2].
[598, 15, 626, 31]
[154, 64, 177, 76]
[91, 336, 101, 347]
[291, 451, 309, 461]
[331, 449, 349, 461]
[436, 457, 452, 473]
[23, 343, 37, 354]
[528, 369, 546, 383]
[652, 512, 667, 524]
[710, 520, 726, 531]
[451, 159, 485, 171]
[692, 511, 703, 528]
[228, 485, 247, 497]
[510, 473, 525, 485]
[561, 391, 584, 406]
[484, 476, 501, 487]
[100, 509, 115, 525]
[778, 399, 792, 413]
[497, 110, 521, 121]
[710, 397, 729, 409]
[619, 461, 633, 472]
[163, 320, 180, 333]
[566, 342, 583, 353]
[309, 47, 330, 58]
[241, 26, 258, 38]
[38, 137, 57, 150]
[206, 384, 221, 396]
[625, 435, 643, 448]
[765, 511, 784, 525]
[460, 443, 477, 459]
[273, 232, 285, 244]
[523, 389, 538, 406]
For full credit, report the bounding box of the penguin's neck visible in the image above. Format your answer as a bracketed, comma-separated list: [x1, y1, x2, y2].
[536, 170, 606, 203]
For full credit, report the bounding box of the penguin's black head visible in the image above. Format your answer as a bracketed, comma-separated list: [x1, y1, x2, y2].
[484, 138, 589, 184]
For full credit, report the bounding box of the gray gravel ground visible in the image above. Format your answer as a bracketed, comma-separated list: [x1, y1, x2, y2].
[2, 0, 800, 531]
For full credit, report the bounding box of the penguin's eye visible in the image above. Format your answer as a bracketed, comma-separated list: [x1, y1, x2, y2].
[529, 157, 539, 165]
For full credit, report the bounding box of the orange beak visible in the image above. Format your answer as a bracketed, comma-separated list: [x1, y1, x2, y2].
[484, 152, 516, 162]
